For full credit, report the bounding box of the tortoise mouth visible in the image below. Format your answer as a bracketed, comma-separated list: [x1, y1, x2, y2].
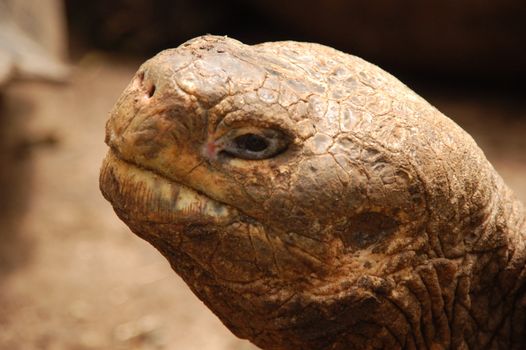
[99, 150, 238, 225]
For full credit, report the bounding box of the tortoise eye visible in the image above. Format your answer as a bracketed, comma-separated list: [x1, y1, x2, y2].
[220, 129, 289, 160]
[234, 134, 269, 153]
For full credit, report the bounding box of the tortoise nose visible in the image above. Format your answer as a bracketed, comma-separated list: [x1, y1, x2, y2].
[132, 69, 157, 104]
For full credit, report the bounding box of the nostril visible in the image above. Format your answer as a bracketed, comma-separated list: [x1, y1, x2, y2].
[146, 83, 156, 98]
[134, 71, 156, 99]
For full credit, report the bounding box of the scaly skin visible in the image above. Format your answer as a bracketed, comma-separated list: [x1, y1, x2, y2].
[99, 35, 526, 349]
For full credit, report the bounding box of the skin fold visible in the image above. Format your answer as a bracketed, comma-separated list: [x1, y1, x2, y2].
[99, 35, 526, 349]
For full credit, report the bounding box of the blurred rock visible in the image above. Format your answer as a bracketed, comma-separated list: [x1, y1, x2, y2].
[0, 0, 69, 85]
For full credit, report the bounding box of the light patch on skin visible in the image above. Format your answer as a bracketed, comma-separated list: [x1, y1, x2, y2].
[296, 120, 316, 139]
[305, 133, 333, 154]
[176, 189, 232, 220]
[339, 105, 355, 132]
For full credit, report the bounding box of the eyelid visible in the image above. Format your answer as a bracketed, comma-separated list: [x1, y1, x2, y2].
[213, 111, 295, 139]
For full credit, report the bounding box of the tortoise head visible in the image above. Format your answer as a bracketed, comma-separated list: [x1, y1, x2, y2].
[100, 35, 520, 349]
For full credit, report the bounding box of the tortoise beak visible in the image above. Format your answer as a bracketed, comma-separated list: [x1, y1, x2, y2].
[99, 150, 238, 225]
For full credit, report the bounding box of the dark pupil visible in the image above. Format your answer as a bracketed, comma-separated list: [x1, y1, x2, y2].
[235, 134, 268, 152]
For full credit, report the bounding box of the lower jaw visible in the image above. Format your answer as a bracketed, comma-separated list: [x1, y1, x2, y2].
[99, 150, 238, 225]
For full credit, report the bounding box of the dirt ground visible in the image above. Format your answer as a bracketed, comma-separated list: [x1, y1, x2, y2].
[0, 55, 524, 350]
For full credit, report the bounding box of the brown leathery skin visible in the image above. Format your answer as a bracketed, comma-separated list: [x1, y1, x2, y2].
[99, 35, 526, 349]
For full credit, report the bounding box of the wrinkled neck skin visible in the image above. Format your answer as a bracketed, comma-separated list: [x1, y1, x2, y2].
[99, 36, 526, 350]
[418, 181, 526, 350]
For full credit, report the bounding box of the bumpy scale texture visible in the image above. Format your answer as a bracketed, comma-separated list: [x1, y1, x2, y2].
[100, 35, 526, 349]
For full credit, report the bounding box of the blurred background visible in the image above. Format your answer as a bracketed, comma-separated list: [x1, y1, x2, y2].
[0, 0, 525, 349]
